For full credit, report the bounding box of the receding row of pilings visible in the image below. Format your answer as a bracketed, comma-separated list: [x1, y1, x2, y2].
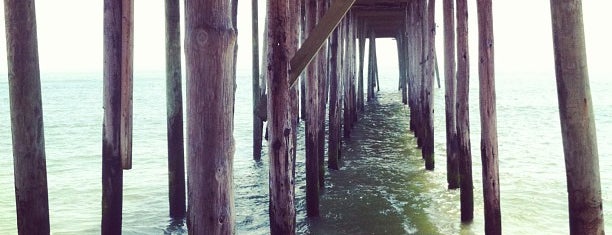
[2, 0, 604, 234]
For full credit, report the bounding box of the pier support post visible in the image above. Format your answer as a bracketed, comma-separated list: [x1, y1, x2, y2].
[456, 0, 474, 222]
[185, 0, 236, 233]
[477, 0, 501, 233]
[328, 25, 341, 170]
[367, 31, 376, 101]
[4, 0, 50, 234]
[343, 17, 353, 138]
[165, 0, 186, 219]
[444, 0, 460, 189]
[397, 32, 408, 105]
[316, 0, 329, 188]
[252, 0, 264, 161]
[266, 0, 298, 233]
[357, 21, 366, 111]
[422, 0, 435, 170]
[550, 1, 604, 234]
[101, 0, 133, 233]
[305, 0, 321, 217]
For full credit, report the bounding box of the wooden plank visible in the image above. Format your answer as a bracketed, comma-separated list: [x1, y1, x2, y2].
[267, 0, 298, 232]
[550, 1, 604, 234]
[185, 0, 236, 233]
[443, 0, 460, 190]
[456, 0, 474, 223]
[102, 0, 125, 233]
[4, 0, 51, 234]
[165, 0, 186, 219]
[289, 0, 357, 86]
[120, 0, 134, 170]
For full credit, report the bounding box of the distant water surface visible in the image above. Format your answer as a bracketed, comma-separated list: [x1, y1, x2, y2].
[0, 71, 610, 234]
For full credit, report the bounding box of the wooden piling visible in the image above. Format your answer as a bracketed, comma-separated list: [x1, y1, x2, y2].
[476, 1, 502, 233]
[266, 0, 297, 233]
[405, 2, 417, 133]
[4, 0, 50, 233]
[317, 0, 329, 188]
[411, 0, 424, 146]
[305, 0, 321, 217]
[349, 14, 359, 125]
[252, 0, 264, 161]
[397, 32, 408, 105]
[343, 17, 353, 138]
[367, 32, 376, 101]
[185, 0, 236, 233]
[443, 0, 460, 189]
[328, 25, 341, 170]
[434, 50, 441, 89]
[102, 0, 131, 233]
[373, 38, 380, 93]
[550, 1, 604, 234]
[300, 0, 307, 121]
[456, 0, 474, 222]
[165, 0, 186, 219]
[421, 0, 435, 170]
[357, 21, 366, 111]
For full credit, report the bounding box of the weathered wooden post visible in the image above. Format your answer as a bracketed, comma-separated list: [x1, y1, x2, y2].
[266, 0, 297, 233]
[305, 0, 321, 217]
[343, 16, 353, 137]
[477, 0, 501, 233]
[185, 0, 236, 233]
[328, 25, 341, 170]
[165, 0, 186, 219]
[550, 1, 604, 234]
[397, 31, 408, 105]
[101, 0, 133, 233]
[4, 1, 50, 234]
[252, 0, 264, 161]
[421, 0, 435, 170]
[357, 21, 366, 111]
[456, 0, 474, 222]
[443, 0, 459, 189]
[434, 49, 441, 89]
[317, 0, 329, 188]
[349, 13, 359, 125]
[300, 0, 307, 121]
[406, 1, 417, 133]
[367, 31, 376, 101]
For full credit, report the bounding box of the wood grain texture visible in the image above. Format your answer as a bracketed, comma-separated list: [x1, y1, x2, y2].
[266, 1, 298, 233]
[102, 0, 125, 233]
[4, 0, 50, 233]
[456, 0, 474, 222]
[165, 0, 186, 219]
[185, 0, 236, 233]
[443, 0, 460, 189]
[304, 0, 321, 217]
[477, 0, 501, 233]
[550, 1, 604, 234]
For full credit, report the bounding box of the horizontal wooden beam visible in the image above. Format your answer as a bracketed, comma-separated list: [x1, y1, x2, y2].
[289, 0, 356, 86]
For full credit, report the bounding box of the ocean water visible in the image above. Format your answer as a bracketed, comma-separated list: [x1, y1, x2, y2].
[1, 69, 611, 234]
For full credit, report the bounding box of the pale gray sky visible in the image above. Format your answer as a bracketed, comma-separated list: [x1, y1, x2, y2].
[0, 1, 610, 79]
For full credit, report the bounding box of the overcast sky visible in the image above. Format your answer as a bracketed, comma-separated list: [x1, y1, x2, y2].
[0, 1, 610, 79]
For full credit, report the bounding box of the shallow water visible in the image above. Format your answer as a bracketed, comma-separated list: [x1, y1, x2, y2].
[1, 71, 611, 234]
